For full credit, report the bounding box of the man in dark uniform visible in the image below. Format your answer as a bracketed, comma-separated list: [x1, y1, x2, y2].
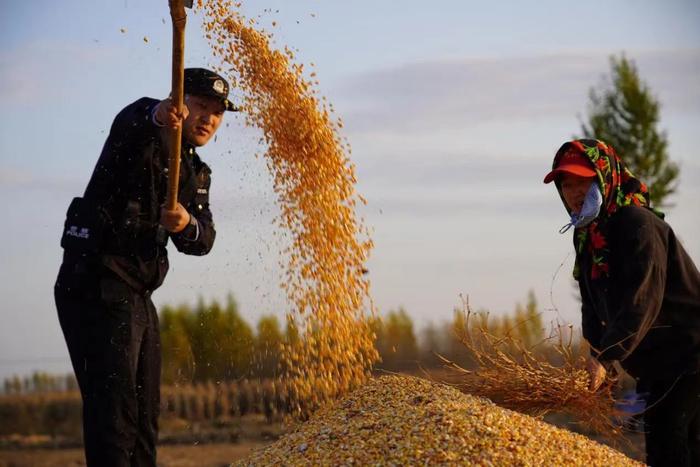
[54, 68, 236, 467]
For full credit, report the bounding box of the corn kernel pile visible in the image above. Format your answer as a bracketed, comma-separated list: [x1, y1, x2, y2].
[237, 375, 642, 466]
[197, 0, 378, 413]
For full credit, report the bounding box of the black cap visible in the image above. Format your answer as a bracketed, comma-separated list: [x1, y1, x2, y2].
[184, 68, 237, 112]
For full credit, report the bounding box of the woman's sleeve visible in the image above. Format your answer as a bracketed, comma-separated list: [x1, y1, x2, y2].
[597, 209, 668, 362]
[580, 287, 604, 358]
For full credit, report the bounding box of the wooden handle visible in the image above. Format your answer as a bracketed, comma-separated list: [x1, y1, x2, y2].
[166, 0, 187, 211]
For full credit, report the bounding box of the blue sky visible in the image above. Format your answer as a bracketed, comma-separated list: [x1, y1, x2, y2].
[1, 1, 699, 379]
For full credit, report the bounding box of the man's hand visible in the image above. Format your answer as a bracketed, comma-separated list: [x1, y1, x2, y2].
[586, 358, 607, 391]
[160, 203, 191, 233]
[154, 98, 190, 130]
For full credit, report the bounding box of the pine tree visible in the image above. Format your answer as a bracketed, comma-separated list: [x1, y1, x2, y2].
[160, 304, 196, 384]
[580, 54, 679, 207]
[371, 309, 419, 370]
[419, 322, 443, 364]
[254, 315, 283, 378]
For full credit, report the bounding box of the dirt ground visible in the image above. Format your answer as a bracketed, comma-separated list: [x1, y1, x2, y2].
[0, 435, 646, 466]
[0, 442, 270, 467]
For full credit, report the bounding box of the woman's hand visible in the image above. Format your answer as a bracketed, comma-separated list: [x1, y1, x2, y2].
[586, 358, 607, 391]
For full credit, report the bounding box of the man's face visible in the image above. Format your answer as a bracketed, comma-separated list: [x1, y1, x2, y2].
[560, 173, 595, 214]
[182, 94, 225, 147]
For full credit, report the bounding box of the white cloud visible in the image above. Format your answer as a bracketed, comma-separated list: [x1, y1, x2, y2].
[334, 49, 700, 135]
[0, 166, 81, 193]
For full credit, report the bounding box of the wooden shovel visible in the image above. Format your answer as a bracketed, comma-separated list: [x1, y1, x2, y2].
[165, 0, 193, 211]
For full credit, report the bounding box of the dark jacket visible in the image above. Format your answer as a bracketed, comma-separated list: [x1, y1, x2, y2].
[65, 97, 216, 292]
[578, 206, 700, 380]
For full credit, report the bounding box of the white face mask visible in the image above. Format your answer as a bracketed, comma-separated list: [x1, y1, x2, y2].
[559, 183, 603, 234]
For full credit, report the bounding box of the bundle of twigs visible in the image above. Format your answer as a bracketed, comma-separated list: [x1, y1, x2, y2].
[436, 298, 630, 440]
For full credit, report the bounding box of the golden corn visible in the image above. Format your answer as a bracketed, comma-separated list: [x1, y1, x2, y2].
[237, 375, 642, 466]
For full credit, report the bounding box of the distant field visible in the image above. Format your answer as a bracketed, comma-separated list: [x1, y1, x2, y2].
[0, 442, 269, 467]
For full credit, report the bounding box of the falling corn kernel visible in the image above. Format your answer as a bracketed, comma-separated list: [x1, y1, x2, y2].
[197, 0, 378, 415]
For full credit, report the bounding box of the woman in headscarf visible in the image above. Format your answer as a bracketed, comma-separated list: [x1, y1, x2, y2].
[544, 138, 700, 467]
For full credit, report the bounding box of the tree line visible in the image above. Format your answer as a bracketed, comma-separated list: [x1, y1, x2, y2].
[160, 290, 550, 384]
[3, 291, 551, 394]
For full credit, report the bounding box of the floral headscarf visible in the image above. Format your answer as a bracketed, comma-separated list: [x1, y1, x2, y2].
[552, 139, 663, 281]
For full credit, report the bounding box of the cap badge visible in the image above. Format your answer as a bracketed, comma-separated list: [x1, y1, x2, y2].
[213, 79, 225, 94]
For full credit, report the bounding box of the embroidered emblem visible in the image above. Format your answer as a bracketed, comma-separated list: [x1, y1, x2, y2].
[213, 79, 225, 94]
[66, 226, 90, 239]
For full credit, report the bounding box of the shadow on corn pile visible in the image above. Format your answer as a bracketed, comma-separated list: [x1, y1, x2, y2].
[234, 375, 643, 466]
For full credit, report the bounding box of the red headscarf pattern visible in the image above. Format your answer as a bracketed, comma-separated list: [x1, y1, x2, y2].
[551, 139, 662, 281]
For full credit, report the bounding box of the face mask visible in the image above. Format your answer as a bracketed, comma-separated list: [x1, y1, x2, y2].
[559, 182, 602, 234]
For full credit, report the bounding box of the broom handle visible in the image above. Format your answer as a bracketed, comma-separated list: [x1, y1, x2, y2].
[165, 0, 187, 211]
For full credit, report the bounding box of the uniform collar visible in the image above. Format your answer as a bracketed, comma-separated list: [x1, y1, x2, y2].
[183, 142, 197, 157]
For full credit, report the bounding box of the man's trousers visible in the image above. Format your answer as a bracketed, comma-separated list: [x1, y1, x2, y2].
[55, 261, 161, 467]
